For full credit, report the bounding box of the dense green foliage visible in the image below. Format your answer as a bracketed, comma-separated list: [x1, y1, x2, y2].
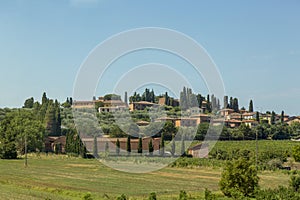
[219, 157, 259, 197]
[0, 109, 45, 159]
[292, 145, 300, 162]
[65, 129, 87, 157]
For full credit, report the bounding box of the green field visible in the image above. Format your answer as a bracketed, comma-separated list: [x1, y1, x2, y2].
[0, 152, 292, 200]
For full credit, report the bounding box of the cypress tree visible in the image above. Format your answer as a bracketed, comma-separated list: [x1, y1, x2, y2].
[105, 141, 109, 154]
[45, 101, 56, 136]
[150, 89, 155, 103]
[229, 97, 233, 109]
[126, 136, 131, 155]
[116, 139, 120, 156]
[54, 100, 61, 136]
[124, 92, 128, 105]
[224, 96, 228, 109]
[233, 98, 239, 112]
[93, 135, 99, 158]
[164, 92, 169, 106]
[249, 100, 254, 112]
[281, 110, 285, 123]
[180, 87, 188, 110]
[148, 139, 154, 156]
[160, 133, 165, 156]
[171, 134, 175, 157]
[42, 92, 48, 105]
[181, 136, 185, 156]
[138, 137, 142, 154]
[271, 111, 276, 125]
[256, 111, 260, 122]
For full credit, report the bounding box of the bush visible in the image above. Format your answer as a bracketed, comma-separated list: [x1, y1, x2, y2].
[219, 158, 259, 197]
[148, 192, 157, 200]
[116, 194, 127, 200]
[256, 186, 300, 200]
[179, 190, 187, 200]
[204, 188, 216, 200]
[292, 145, 300, 162]
[82, 193, 93, 200]
[290, 175, 300, 192]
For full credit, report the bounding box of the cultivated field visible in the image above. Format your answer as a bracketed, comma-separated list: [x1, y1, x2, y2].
[0, 151, 292, 200]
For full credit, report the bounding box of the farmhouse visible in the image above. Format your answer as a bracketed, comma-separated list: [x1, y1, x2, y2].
[44, 136, 66, 153]
[81, 137, 161, 153]
[72, 100, 95, 109]
[129, 101, 159, 111]
[187, 143, 209, 158]
[98, 100, 127, 113]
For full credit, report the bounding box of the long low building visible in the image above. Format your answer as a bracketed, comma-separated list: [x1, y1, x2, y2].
[81, 137, 161, 153]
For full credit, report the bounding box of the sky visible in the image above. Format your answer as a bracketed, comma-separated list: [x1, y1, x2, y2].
[0, 0, 300, 115]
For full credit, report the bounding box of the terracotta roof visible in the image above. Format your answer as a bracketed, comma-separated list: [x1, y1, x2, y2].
[220, 108, 234, 111]
[188, 143, 209, 150]
[226, 119, 242, 123]
[242, 112, 256, 116]
[243, 120, 258, 123]
[230, 112, 242, 116]
[133, 101, 157, 105]
[156, 117, 177, 120]
[190, 114, 210, 118]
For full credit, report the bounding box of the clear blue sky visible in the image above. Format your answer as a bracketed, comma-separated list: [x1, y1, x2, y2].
[0, 0, 299, 115]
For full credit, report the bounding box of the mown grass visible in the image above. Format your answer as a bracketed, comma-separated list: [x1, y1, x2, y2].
[0, 152, 292, 200]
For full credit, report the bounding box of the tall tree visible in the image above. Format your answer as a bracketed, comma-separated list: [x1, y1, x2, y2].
[42, 92, 48, 105]
[223, 96, 229, 109]
[23, 97, 34, 109]
[206, 94, 212, 112]
[181, 136, 186, 156]
[45, 101, 56, 136]
[196, 94, 203, 108]
[281, 110, 285, 123]
[148, 139, 154, 156]
[171, 134, 175, 157]
[256, 111, 260, 122]
[249, 100, 254, 112]
[150, 89, 155, 103]
[180, 87, 188, 110]
[164, 92, 169, 106]
[160, 133, 165, 156]
[54, 100, 61, 136]
[271, 111, 276, 125]
[229, 97, 233, 109]
[138, 137, 142, 154]
[233, 98, 239, 112]
[93, 135, 99, 158]
[126, 136, 131, 155]
[124, 91, 128, 105]
[116, 139, 120, 156]
[105, 141, 109, 154]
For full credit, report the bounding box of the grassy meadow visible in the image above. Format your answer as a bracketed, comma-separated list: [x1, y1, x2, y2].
[0, 149, 293, 200]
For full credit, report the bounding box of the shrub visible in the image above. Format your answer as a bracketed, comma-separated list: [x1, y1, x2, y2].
[256, 186, 300, 200]
[219, 158, 259, 197]
[82, 193, 93, 200]
[116, 194, 127, 200]
[290, 175, 300, 192]
[204, 188, 216, 200]
[179, 190, 187, 200]
[292, 145, 300, 162]
[148, 192, 157, 200]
